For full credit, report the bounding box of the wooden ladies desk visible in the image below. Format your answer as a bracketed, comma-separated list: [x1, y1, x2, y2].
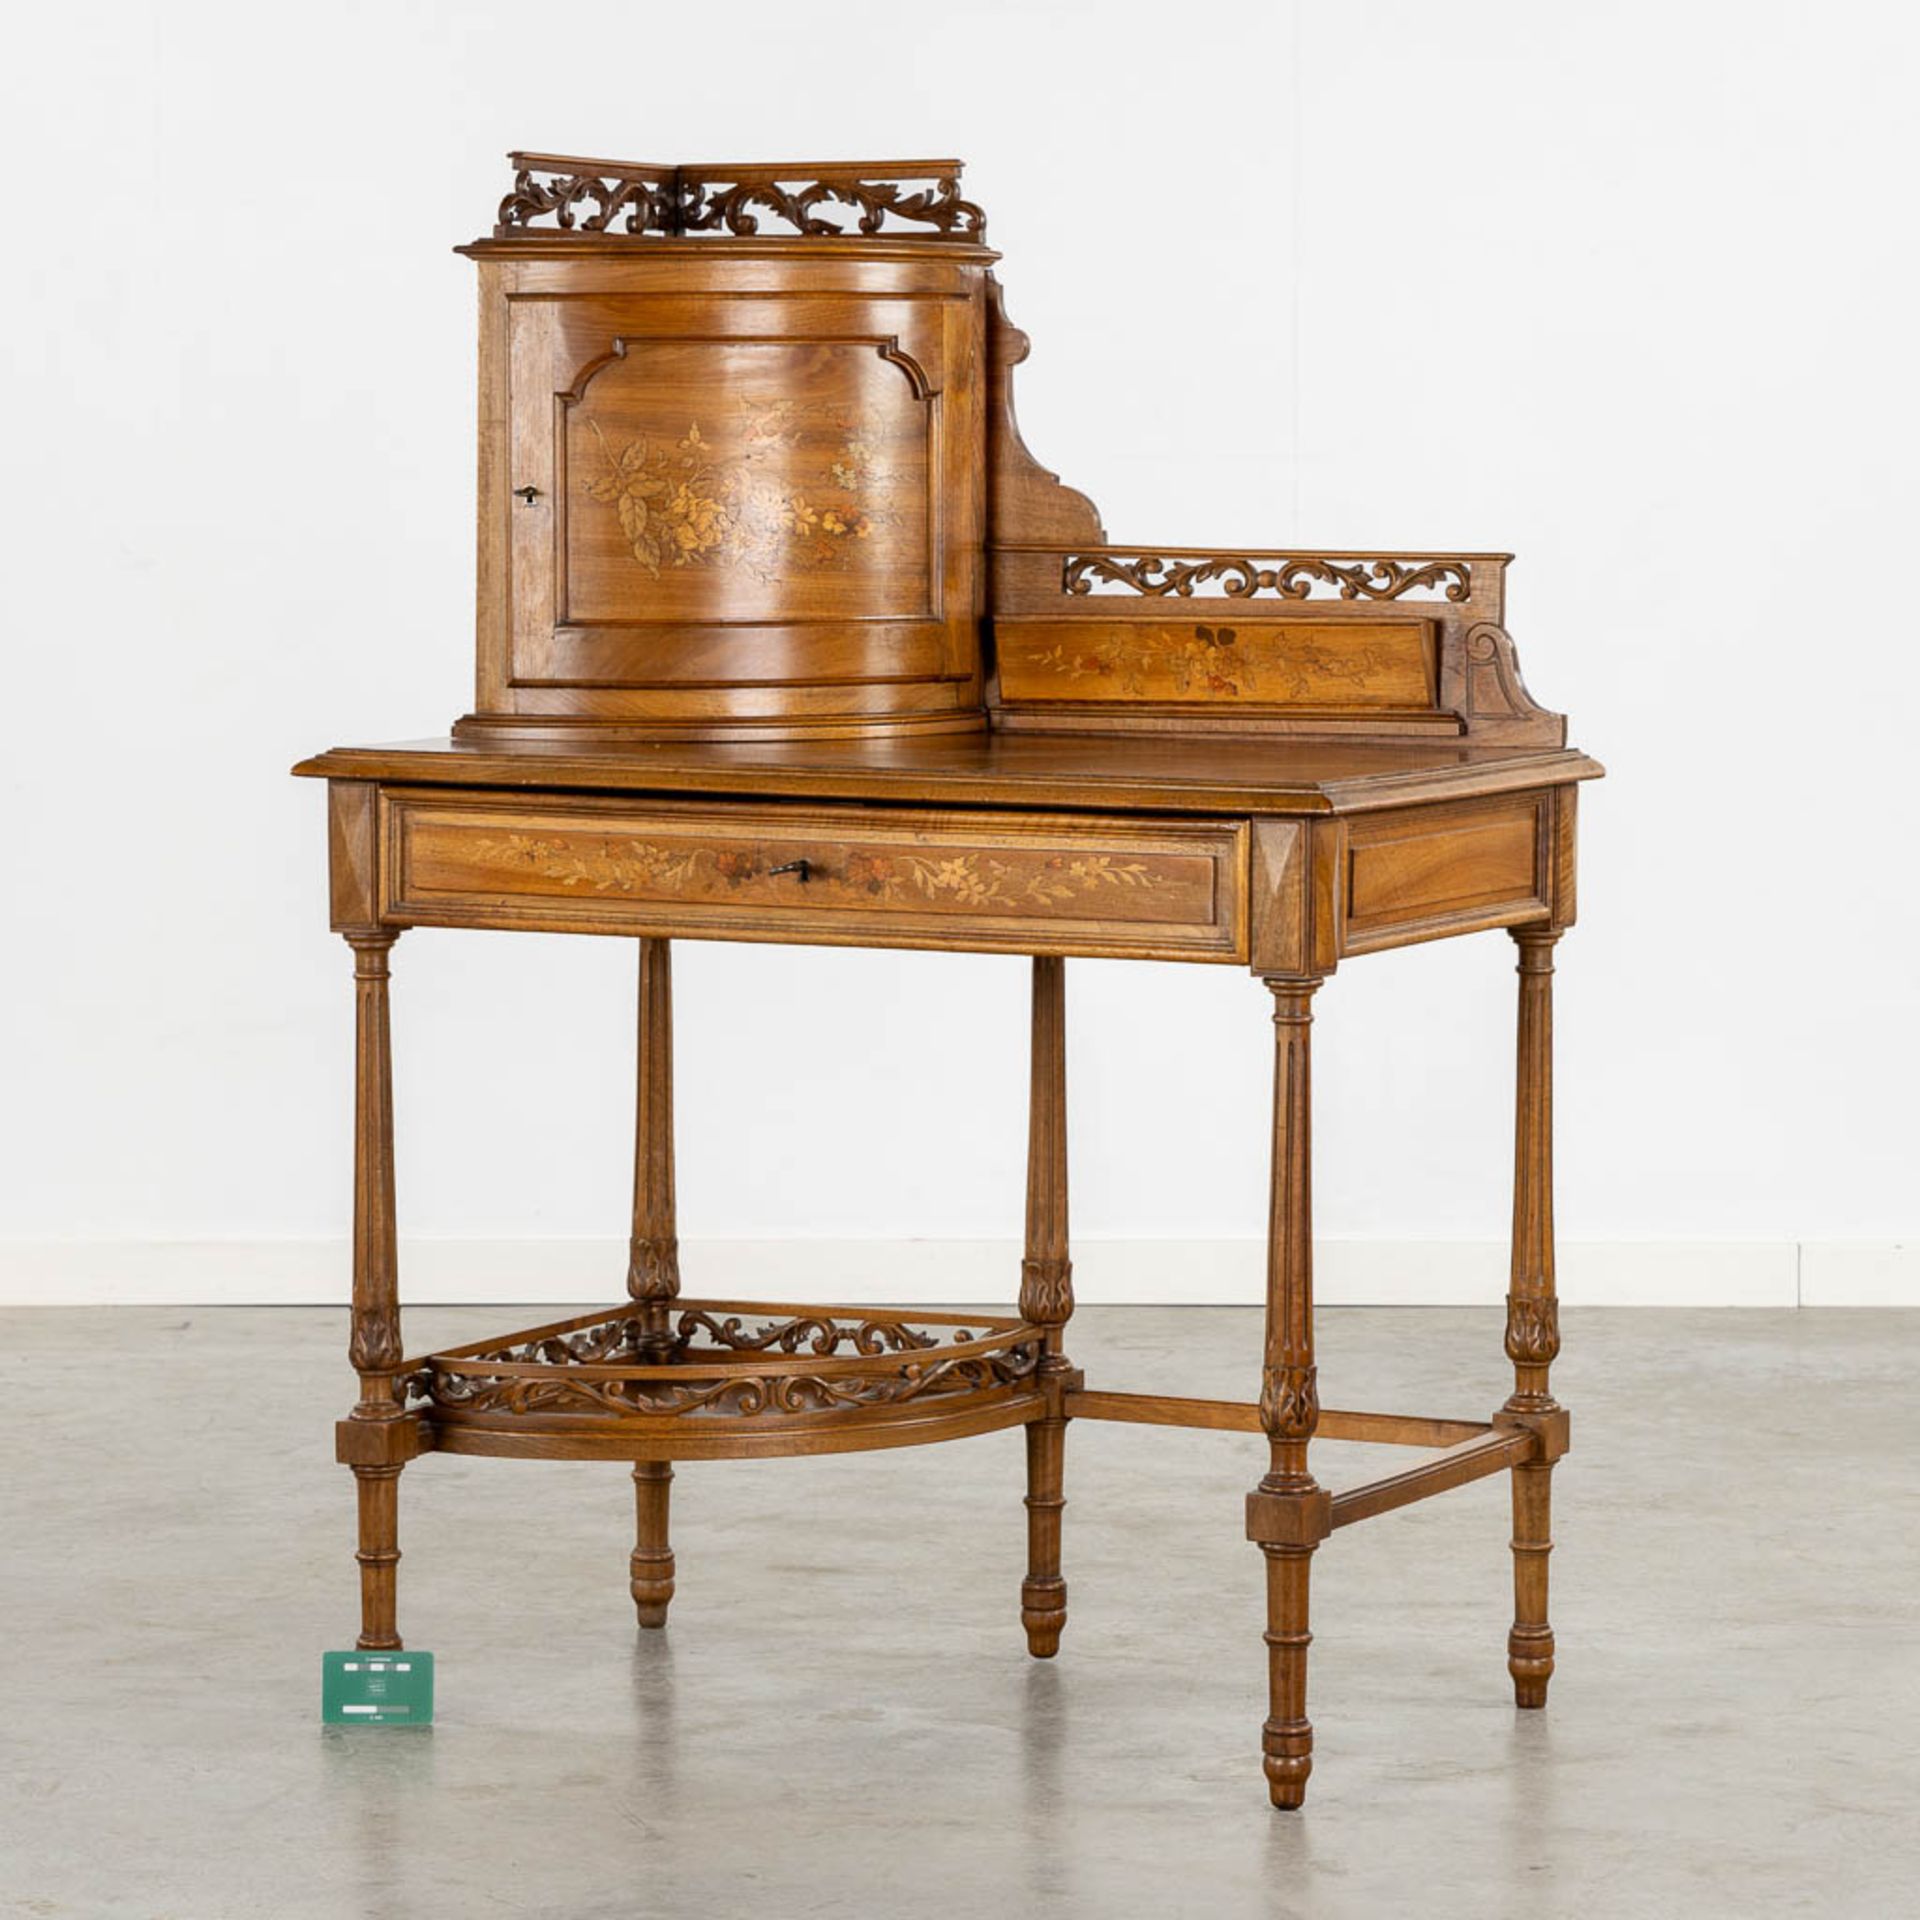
[296, 155, 1602, 1808]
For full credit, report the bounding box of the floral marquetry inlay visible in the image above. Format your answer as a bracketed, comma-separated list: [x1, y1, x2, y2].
[582, 402, 894, 579]
[997, 620, 1433, 709]
[470, 832, 1180, 916]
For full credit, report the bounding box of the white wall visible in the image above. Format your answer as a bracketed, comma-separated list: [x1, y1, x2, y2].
[4, 1, 1915, 1306]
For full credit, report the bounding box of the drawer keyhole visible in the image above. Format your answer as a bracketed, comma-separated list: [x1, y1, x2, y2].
[767, 859, 812, 884]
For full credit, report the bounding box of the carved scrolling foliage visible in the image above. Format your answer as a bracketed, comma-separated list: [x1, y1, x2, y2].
[1063, 554, 1474, 603]
[497, 167, 674, 236]
[496, 162, 984, 240]
[681, 176, 983, 239]
[671, 1310, 943, 1357]
[420, 1351, 1040, 1421]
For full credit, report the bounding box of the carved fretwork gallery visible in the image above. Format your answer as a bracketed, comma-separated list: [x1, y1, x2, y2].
[296, 152, 1601, 1809]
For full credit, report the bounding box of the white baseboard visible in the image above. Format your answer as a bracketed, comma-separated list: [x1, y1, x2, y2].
[1797, 1241, 1920, 1306]
[0, 1236, 1911, 1307]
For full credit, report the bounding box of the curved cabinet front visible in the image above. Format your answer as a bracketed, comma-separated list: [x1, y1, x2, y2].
[459, 242, 991, 743]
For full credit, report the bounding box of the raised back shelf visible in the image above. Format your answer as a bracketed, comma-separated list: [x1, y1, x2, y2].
[451, 151, 1566, 752]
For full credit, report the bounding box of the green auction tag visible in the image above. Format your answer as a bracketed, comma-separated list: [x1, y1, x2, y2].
[321, 1650, 434, 1726]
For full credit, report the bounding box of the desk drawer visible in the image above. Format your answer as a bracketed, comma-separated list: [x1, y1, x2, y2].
[383, 791, 1248, 961]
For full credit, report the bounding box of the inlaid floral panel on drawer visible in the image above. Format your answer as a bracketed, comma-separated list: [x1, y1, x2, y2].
[383, 792, 1248, 961]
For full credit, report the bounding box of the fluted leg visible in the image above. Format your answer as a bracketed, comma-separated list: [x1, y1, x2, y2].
[343, 931, 407, 1651]
[627, 939, 681, 1618]
[1503, 928, 1565, 1708]
[630, 1461, 676, 1629]
[339, 936, 410, 1643]
[1247, 978, 1331, 1809]
[628, 938, 681, 1349]
[1020, 956, 1074, 1657]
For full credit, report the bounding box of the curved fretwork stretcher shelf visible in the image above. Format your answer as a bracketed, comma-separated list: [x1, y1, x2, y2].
[405, 1301, 1049, 1460]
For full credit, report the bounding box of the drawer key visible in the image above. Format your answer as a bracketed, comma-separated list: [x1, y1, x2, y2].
[766, 858, 812, 884]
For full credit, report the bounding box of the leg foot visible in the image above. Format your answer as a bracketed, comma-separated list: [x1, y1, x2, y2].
[352, 1464, 403, 1652]
[1508, 1458, 1554, 1707]
[1021, 1416, 1067, 1657]
[1261, 1541, 1315, 1808]
[630, 1461, 675, 1628]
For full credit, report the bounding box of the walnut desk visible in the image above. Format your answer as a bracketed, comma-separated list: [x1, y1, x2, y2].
[295, 154, 1602, 1809]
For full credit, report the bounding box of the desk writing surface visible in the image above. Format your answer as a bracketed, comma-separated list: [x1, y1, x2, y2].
[295, 732, 1601, 817]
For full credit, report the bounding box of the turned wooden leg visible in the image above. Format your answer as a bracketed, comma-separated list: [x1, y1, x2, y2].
[627, 939, 681, 1620]
[1246, 978, 1332, 1810]
[1020, 956, 1073, 1658]
[630, 1461, 676, 1629]
[343, 931, 407, 1651]
[1502, 928, 1565, 1709]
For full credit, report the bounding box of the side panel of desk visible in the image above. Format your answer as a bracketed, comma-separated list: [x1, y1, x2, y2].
[1249, 787, 1575, 975]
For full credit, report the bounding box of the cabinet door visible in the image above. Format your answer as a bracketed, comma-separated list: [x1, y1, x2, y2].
[500, 288, 982, 725]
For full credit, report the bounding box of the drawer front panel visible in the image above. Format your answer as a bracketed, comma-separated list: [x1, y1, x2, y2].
[1340, 794, 1549, 954]
[384, 792, 1248, 961]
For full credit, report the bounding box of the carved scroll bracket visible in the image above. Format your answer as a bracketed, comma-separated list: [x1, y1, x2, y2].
[986, 277, 1105, 544]
[1438, 621, 1567, 747]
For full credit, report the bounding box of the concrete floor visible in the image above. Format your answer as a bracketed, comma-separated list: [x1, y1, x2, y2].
[1, 1306, 1915, 1920]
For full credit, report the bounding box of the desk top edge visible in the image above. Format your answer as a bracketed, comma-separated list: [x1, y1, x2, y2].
[292, 735, 1603, 818]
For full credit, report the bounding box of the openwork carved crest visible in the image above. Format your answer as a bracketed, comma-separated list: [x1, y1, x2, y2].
[1063, 553, 1474, 603]
[681, 175, 983, 239]
[495, 155, 984, 241]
